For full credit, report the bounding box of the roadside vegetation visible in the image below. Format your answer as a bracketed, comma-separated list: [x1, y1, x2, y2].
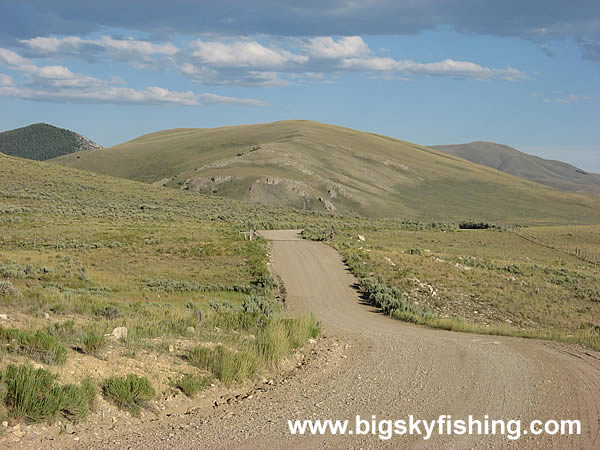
[0, 364, 96, 424]
[303, 223, 600, 350]
[101, 374, 155, 417]
[0, 154, 324, 426]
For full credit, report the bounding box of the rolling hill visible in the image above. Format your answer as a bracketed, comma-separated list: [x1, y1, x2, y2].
[431, 142, 600, 195]
[0, 123, 102, 161]
[53, 120, 600, 224]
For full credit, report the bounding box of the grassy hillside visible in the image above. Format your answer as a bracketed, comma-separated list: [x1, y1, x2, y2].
[0, 153, 323, 425]
[55, 121, 600, 224]
[0, 123, 102, 161]
[432, 141, 600, 194]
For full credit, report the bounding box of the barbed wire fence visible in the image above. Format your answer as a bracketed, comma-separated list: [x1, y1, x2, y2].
[511, 227, 599, 267]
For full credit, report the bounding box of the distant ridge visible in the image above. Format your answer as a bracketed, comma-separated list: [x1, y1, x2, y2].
[432, 142, 600, 195]
[0, 123, 102, 161]
[52, 120, 600, 223]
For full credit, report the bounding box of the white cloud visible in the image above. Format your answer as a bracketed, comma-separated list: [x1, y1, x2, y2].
[0, 84, 198, 105]
[20, 36, 83, 53]
[21, 35, 178, 56]
[199, 93, 269, 106]
[182, 36, 526, 83]
[0, 48, 267, 106]
[307, 36, 370, 58]
[180, 62, 287, 86]
[97, 36, 177, 56]
[341, 57, 526, 80]
[19, 36, 178, 69]
[0, 73, 14, 86]
[5, 34, 529, 99]
[543, 94, 592, 104]
[0, 48, 111, 89]
[189, 39, 308, 68]
[0, 48, 38, 72]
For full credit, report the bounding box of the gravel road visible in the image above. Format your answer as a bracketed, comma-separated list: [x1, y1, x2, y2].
[32, 230, 600, 448]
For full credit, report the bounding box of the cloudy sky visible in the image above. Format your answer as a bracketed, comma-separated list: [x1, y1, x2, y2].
[0, 1, 598, 170]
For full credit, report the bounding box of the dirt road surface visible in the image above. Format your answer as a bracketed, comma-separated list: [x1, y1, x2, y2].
[34, 230, 600, 448]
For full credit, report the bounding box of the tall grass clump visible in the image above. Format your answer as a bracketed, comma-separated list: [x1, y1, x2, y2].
[0, 364, 95, 424]
[81, 330, 106, 357]
[188, 313, 320, 385]
[0, 326, 68, 365]
[101, 374, 155, 417]
[187, 345, 259, 386]
[171, 373, 213, 397]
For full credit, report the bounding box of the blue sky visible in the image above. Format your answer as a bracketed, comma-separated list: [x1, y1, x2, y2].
[0, 1, 598, 170]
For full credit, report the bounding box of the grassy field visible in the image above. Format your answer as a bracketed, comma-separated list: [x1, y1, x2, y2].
[2, 150, 600, 427]
[518, 225, 600, 263]
[304, 223, 600, 350]
[0, 153, 322, 425]
[54, 120, 600, 223]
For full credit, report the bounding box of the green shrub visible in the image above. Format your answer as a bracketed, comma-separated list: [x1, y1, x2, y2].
[77, 266, 90, 281]
[358, 277, 435, 322]
[0, 364, 95, 424]
[0, 326, 68, 365]
[45, 320, 81, 344]
[0, 280, 18, 297]
[187, 345, 259, 386]
[301, 227, 335, 241]
[208, 300, 239, 315]
[81, 331, 106, 357]
[94, 304, 120, 320]
[101, 374, 155, 417]
[171, 374, 212, 397]
[189, 314, 320, 385]
[242, 295, 276, 318]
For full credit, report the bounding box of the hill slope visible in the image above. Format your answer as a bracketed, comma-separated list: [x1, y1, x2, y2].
[0, 123, 102, 161]
[54, 120, 600, 224]
[431, 142, 600, 195]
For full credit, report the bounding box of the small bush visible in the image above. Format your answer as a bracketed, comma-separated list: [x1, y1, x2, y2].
[359, 277, 435, 323]
[94, 304, 119, 320]
[0, 326, 68, 365]
[81, 331, 106, 357]
[171, 373, 212, 397]
[77, 266, 90, 281]
[101, 374, 155, 417]
[242, 295, 276, 318]
[208, 300, 237, 313]
[459, 221, 494, 230]
[0, 364, 95, 424]
[0, 280, 18, 297]
[45, 320, 82, 344]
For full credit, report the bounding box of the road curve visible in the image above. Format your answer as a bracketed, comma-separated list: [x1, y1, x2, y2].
[256, 230, 600, 448]
[56, 229, 600, 449]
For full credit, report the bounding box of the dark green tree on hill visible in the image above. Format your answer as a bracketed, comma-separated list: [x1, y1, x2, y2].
[0, 123, 102, 161]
